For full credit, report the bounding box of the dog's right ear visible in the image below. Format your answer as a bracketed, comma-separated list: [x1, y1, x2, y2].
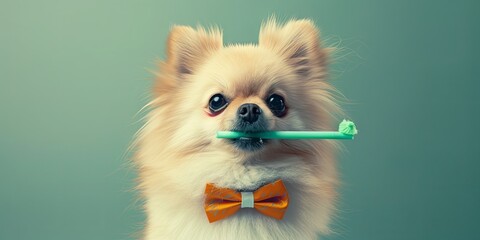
[166, 25, 223, 79]
[259, 18, 328, 79]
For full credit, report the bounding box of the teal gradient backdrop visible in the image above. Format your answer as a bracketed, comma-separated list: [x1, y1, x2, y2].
[1, 0, 479, 239]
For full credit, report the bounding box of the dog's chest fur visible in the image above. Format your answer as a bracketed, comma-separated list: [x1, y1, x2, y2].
[142, 161, 334, 240]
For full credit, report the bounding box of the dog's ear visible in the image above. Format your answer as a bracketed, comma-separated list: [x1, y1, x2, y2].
[259, 19, 327, 77]
[166, 25, 222, 79]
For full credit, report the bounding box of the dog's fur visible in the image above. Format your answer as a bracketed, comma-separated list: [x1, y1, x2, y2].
[134, 18, 341, 240]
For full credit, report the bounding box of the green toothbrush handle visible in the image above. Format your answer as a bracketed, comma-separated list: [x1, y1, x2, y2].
[216, 131, 354, 139]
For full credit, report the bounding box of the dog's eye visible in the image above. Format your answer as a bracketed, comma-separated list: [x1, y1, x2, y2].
[266, 94, 287, 117]
[209, 94, 228, 113]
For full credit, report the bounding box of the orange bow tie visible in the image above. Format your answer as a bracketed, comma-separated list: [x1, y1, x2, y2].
[204, 179, 289, 223]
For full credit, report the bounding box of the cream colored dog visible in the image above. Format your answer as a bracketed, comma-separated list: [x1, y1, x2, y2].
[134, 18, 341, 240]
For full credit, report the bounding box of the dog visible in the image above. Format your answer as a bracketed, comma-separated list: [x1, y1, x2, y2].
[134, 18, 341, 240]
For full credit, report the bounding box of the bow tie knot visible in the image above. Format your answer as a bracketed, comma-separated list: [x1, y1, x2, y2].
[204, 179, 289, 223]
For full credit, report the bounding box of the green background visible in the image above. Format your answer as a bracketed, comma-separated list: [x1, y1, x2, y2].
[1, 0, 479, 239]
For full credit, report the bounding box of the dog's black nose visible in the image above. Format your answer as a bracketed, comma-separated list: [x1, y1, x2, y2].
[237, 103, 262, 124]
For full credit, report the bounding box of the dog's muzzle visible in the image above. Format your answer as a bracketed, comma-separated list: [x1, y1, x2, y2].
[229, 103, 269, 151]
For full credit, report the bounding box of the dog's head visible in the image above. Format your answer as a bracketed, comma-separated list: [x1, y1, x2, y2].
[148, 19, 337, 164]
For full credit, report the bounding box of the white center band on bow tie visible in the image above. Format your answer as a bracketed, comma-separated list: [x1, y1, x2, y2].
[240, 192, 254, 208]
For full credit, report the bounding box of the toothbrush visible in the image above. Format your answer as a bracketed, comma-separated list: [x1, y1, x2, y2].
[217, 119, 358, 140]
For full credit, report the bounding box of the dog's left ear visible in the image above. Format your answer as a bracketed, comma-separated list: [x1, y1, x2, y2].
[259, 19, 328, 77]
[166, 25, 223, 79]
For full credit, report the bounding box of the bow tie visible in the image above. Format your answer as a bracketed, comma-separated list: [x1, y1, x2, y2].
[204, 179, 289, 223]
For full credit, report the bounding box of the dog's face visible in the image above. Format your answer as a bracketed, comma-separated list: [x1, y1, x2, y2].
[196, 46, 297, 153]
[152, 19, 336, 164]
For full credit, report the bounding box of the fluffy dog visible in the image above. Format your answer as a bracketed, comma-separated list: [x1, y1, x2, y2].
[134, 18, 341, 240]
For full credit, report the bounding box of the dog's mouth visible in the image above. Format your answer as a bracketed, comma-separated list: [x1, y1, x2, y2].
[230, 136, 268, 152]
[228, 118, 270, 152]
